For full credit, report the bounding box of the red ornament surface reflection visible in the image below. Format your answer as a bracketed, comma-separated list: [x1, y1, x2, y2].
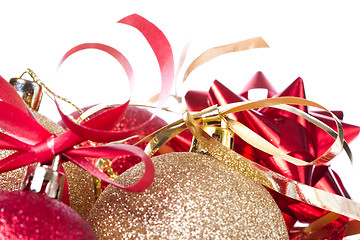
[0, 191, 96, 240]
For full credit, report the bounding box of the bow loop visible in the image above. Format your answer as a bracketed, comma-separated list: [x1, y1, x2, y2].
[0, 13, 178, 193]
[0, 101, 51, 145]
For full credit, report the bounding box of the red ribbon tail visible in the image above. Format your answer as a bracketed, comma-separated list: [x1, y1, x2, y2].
[0, 151, 35, 174]
[64, 144, 155, 192]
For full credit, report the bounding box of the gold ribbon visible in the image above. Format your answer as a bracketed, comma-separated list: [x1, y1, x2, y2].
[138, 37, 359, 225]
[183, 37, 269, 82]
[140, 98, 360, 223]
[143, 96, 350, 164]
[219, 97, 347, 165]
[84, 36, 358, 236]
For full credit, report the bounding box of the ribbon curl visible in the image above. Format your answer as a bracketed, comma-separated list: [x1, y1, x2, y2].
[141, 98, 360, 220]
[0, 14, 176, 193]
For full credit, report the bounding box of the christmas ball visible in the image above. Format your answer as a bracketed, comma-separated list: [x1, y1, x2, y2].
[102, 106, 171, 173]
[0, 111, 96, 220]
[0, 191, 96, 239]
[62, 162, 97, 219]
[87, 152, 289, 239]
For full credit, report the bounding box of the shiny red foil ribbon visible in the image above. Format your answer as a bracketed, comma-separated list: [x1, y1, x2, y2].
[0, 75, 154, 192]
[118, 14, 174, 107]
[0, 14, 176, 192]
[184, 72, 360, 231]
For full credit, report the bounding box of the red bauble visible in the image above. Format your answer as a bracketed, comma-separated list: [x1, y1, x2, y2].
[105, 106, 172, 173]
[73, 106, 185, 191]
[0, 191, 96, 240]
[79, 106, 171, 170]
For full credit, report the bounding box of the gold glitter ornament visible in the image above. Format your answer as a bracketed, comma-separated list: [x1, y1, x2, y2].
[87, 152, 289, 239]
[62, 161, 96, 219]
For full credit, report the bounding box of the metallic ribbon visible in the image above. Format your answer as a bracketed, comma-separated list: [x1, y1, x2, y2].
[183, 37, 269, 82]
[138, 36, 360, 236]
[186, 108, 360, 221]
[141, 98, 360, 221]
[218, 97, 346, 166]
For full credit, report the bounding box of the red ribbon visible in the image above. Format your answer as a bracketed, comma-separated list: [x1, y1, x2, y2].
[0, 14, 175, 192]
[118, 14, 174, 107]
[0, 85, 155, 192]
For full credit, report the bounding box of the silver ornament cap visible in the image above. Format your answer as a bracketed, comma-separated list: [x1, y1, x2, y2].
[21, 155, 65, 200]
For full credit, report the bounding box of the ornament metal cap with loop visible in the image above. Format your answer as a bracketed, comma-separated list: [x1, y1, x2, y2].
[190, 114, 234, 153]
[9, 69, 43, 111]
[0, 69, 48, 193]
[21, 155, 65, 200]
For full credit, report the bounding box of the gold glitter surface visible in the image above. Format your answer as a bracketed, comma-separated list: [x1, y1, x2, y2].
[87, 152, 289, 239]
[0, 150, 26, 191]
[62, 161, 96, 219]
[31, 111, 66, 136]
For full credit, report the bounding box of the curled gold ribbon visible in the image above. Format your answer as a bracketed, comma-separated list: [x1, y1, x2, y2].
[81, 35, 358, 236]
[218, 97, 347, 166]
[143, 97, 350, 166]
[138, 35, 357, 223]
[184, 110, 360, 221]
[141, 97, 360, 223]
[183, 37, 269, 82]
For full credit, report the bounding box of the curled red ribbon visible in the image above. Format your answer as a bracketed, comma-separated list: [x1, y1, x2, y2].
[0, 14, 175, 192]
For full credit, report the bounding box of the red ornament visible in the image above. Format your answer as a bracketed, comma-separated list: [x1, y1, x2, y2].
[98, 106, 173, 174]
[0, 191, 96, 240]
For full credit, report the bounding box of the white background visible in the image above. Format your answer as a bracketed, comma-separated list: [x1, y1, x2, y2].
[1, 0, 360, 235]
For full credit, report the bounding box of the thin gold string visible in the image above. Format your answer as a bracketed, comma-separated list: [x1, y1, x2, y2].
[23, 68, 83, 114]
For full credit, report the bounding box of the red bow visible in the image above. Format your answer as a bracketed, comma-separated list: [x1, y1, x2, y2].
[184, 71, 360, 231]
[0, 14, 175, 193]
[0, 78, 153, 192]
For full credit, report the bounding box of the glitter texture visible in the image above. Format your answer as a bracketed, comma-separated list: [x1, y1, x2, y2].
[87, 152, 289, 239]
[32, 111, 65, 136]
[0, 191, 96, 239]
[0, 150, 26, 191]
[62, 162, 96, 219]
